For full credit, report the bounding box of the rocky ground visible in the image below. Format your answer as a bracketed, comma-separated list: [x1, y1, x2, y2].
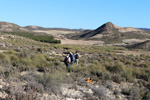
[0, 77, 138, 100]
[0, 33, 150, 100]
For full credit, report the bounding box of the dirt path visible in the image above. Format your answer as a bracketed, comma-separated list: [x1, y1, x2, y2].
[60, 38, 104, 45]
[0, 50, 7, 53]
[115, 50, 150, 56]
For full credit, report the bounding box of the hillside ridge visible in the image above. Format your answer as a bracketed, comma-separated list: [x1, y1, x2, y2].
[75, 22, 150, 43]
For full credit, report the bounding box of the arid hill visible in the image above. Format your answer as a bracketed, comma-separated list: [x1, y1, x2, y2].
[127, 40, 150, 50]
[24, 25, 84, 32]
[1, 21, 150, 45]
[71, 22, 150, 43]
[0, 21, 28, 32]
[0, 21, 83, 34]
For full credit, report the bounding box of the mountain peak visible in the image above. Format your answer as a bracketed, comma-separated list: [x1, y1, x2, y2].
[79, 22, 148, 43]
[104, 22, 114, 26]
[99, 22, 116, 30]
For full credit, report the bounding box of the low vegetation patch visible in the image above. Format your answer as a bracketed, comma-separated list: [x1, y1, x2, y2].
[0, 34, 150, 100]
[2, 31, 61, 44]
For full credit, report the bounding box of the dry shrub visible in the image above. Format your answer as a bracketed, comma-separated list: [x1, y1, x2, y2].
[5, 82, 40, 100]
[92, 85, 109, 100]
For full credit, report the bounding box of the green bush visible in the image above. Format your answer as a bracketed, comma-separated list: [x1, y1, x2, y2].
[38, 71, 64, 94]
[0, 55, 11, 65]
[0, 66, 4, 75]
[33, 35, 61, 44]
[100, 71, 112, 80]
[106, 61, 125, 73]
[139, 62, 150, 68]
[129, 86, 141, 100]
[3, 31, 61, 44]
[122, 68, 135, 82]
[0, 53, 5, 59]
[125, 60, 132, 65]
[114, 61, 125, 73]
[112, 74, 123, 84]
[68, 64, 82, 72]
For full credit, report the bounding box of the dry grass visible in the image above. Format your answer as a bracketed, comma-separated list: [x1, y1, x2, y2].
[0, 50, 7, 53]
[33, 29, 105, 45]
[60, 38, 104, 45]
[33, 30, 77, 35]
[115, 50, 150, 56]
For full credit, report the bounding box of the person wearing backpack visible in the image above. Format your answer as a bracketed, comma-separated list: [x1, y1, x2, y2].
[74, 51, 79, 65]
[64, 54, 71, 68]
[69, 52, 75, 64]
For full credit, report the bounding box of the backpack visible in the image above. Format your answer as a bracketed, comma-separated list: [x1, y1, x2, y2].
[72, 55, 75, 61]
[75, 54, 79, 59]
[64, 56, 69, 63]
[70, 54, 75, 61]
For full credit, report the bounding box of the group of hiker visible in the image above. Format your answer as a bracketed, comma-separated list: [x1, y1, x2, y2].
[64, 51, 80, 68]
[64, 51, 92, 83]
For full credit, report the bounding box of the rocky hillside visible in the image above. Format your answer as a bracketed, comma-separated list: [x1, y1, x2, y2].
[0, 21, 84, 32]
[0, 32, 150, 100]
[0, 21, 84, 36]
[0, 21, 61, 44]
[71, 22, 150, 43]
[127, 40, 150, 50]
[138, 28, 150, 30]
[24, 26, 84, 32]
[0, 21, 85, 42]
[0, 21, 28, 32]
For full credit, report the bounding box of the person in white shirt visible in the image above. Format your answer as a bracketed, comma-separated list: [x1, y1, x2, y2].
[64, 54, 71, 68]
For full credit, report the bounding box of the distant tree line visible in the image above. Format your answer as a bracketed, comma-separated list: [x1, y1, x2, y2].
[2, 31, 61, 44]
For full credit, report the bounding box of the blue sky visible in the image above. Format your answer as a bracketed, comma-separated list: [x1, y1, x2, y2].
[0, 0, 150, 29]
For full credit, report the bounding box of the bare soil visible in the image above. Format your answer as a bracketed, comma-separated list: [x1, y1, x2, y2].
[115, 50, 150, 56]
[0, 50, 6, 53]
[60, 38, 104, 45]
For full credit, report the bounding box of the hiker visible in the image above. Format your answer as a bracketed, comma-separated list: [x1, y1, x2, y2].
[74, 51, 80, 65]
[69, 52, 75, 64]
[64, 54, 71, 68]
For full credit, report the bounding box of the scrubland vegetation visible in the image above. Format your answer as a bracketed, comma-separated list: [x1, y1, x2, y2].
[0, 33, 150, 100]
[2, 31, 61, 44]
